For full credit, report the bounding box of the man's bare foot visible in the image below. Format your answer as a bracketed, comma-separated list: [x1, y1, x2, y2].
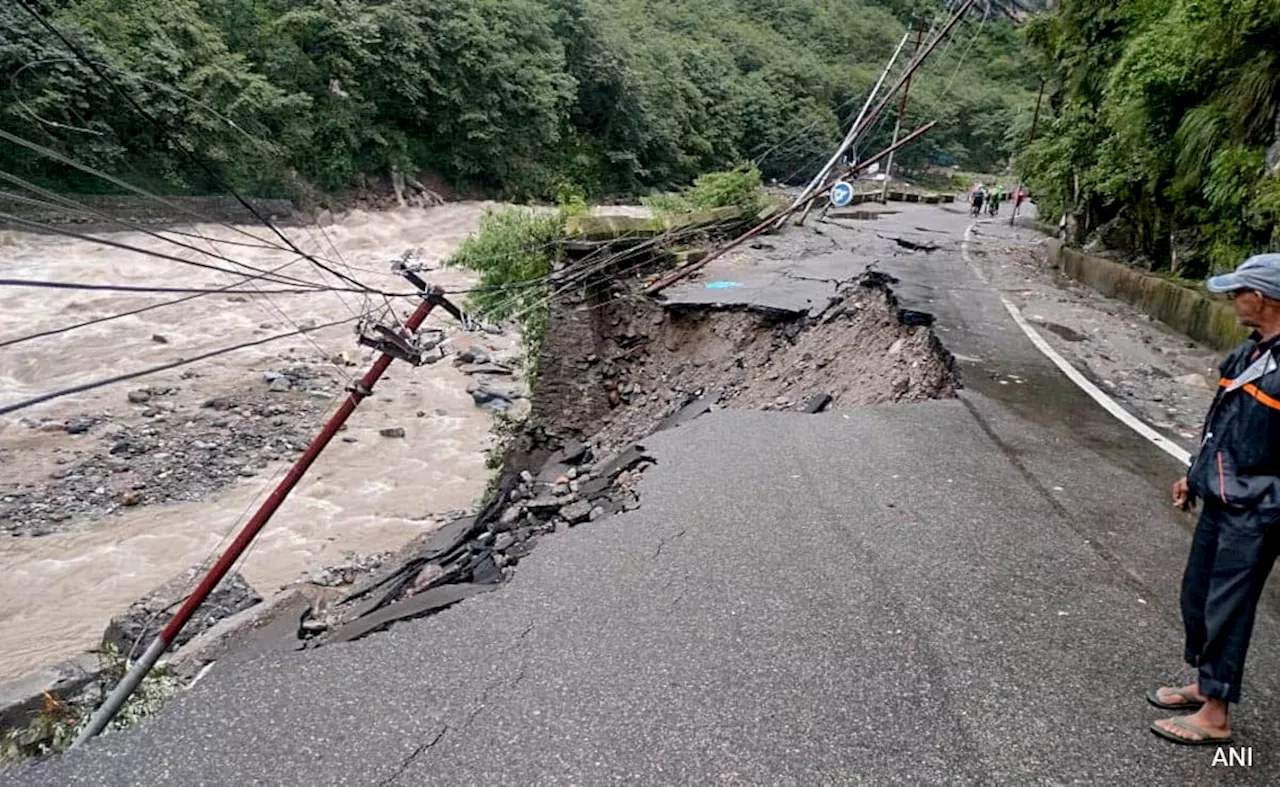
[1153, 699, 1232, 742]
[1154, 683, 1206, 706]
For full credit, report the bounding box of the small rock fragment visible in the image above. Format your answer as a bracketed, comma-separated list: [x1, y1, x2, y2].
[379, 427, 407, 439]
[151, 334, 168, 344]
[127, 390, 151, 404]
[561, 500, 592, 524]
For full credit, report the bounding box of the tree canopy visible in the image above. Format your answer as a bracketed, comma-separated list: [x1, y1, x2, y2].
[1, 0, 1036, 201]
[1020, 0, 1280, 276]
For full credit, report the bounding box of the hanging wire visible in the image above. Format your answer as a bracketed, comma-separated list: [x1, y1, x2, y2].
[0, 317, 357, 417]
[0, 254, 319, 350]
[0, 277, 414, 296]
[14, 0, 381, 297]
[0, 175, 329, 287]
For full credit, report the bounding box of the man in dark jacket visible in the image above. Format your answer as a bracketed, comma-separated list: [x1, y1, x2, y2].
[1151, 253, 1280, 745]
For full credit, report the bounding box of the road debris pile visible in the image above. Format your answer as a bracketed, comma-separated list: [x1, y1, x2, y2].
[307, 439, 653, 643]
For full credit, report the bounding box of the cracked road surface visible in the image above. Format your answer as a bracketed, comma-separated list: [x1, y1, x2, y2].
[18, 205, 1280, 784]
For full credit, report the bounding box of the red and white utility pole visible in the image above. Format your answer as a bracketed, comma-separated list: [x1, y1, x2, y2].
[73, 274, 457, 747]
[1010, 77, 1046, 226]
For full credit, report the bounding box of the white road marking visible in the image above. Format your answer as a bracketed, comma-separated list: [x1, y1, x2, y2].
[962, 222, 1192, 467]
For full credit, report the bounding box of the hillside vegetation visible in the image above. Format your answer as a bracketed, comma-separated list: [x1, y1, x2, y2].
[1020, 0, 1280, 277]
[2, 0, 1036, 202]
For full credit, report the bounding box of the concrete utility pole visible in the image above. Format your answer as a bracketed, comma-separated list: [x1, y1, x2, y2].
[881, 18, 927, 203]
[787, 28, 912, 228]
[1010, 78, 1046, 226]
[790, 0, 977, 227]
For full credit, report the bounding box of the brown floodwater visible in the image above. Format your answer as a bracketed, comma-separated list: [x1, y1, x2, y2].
[0, 203, 514, 680]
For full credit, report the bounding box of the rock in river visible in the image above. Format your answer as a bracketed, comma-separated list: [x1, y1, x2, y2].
[103, 566, 262, 655]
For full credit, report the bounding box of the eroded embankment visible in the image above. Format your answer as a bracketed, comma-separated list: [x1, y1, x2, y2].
[515, 267, 957, 466]
[310, 253, 958, 647]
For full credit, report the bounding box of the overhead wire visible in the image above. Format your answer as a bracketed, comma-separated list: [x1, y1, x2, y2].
[0, 210, 413, 295]
[0, 129, 294, 254]
[0, 175, 326, 285]
[0, 278, 413, 296]
[0, 316, 357, 417]
[15, 0, 378, 297]
[185, 229, 364, 383]
[0, 255, 319, 350]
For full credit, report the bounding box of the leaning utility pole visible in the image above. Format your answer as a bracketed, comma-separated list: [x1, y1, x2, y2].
[793, 29, 912, 212]
[1010, 77, 1046, 226]
[789, 0, 976, 227]
[882, 19, 927, 203]
[73, 270, 461, 747]
[645, 120, 939, 296]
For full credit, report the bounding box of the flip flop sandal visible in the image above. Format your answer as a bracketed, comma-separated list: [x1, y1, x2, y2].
[1146, 686, 1204, 711]
[1150, 718, 1233, 747]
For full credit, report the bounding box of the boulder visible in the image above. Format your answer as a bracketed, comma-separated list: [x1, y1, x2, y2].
[103, 566, 262, 656]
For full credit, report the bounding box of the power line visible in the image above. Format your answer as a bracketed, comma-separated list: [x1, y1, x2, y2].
[0, 211, 406, 295]
[0, 258, 312, 350]
[0, 176, 328, 287]
[0, 129, 298, 255]
[0, 277, 414, 296]
[0, 316, 357, 417]
[14, 0, 376, 296]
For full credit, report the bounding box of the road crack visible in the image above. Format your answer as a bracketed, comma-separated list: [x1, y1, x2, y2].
[652, 528, 687, 559]
[379, 724, 449, 786]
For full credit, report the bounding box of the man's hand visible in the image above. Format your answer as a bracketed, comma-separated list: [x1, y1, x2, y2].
[1172, 477, 1191, 511]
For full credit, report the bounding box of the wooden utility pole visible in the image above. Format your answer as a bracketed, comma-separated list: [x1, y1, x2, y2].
[1010, 78, 1046, 226]
[881, 18, 927, 203]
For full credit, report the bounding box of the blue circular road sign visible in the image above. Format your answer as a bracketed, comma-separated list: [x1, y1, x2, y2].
[830, 180, 854, 208]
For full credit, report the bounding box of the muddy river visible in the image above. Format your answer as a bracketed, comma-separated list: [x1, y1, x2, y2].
[0, 203, 512, 680]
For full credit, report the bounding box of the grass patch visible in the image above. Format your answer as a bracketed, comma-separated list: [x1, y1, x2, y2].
[1, 646, 182, 764]
[643, 164, 766, 219]
[446, 206, 572, 390]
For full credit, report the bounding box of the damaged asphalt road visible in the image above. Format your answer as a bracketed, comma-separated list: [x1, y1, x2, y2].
[19, 205, 1280, 784]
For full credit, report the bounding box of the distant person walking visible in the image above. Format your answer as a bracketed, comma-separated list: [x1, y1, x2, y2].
[987, 187, 1002, 216]
[970, 185, 986, 217]
[1153, 253, 1280, 746]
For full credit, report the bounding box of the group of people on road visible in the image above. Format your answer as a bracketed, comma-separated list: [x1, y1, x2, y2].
[969, 184, 1004, 216]
[969, 183, 1022, 217]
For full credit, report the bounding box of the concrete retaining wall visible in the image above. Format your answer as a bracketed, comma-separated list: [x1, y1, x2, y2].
[1046, 239, 1248, 352]
[847, 190, 955, 206]
[565, 206, 744, 241]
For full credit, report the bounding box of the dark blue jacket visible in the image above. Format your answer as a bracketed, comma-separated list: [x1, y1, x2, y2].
[1187, 332, 1280, 521]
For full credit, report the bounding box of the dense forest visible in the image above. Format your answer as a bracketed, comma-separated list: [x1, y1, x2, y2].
[1020, 0, 1280, 277]
[0, 0, 1036, 202]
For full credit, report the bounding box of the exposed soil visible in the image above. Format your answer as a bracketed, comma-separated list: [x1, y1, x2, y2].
[509, 251, 957, 474]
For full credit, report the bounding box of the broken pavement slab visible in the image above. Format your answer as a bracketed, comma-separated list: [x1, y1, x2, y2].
[651, 393, 717, 434]
[803, 394, 833, 414]
[595, 444, 652, 481]
[326, 583, 499, 644]
[658, 245, 865, 319]
[163, 587, 332, 679]
[102, 567, 262, 656]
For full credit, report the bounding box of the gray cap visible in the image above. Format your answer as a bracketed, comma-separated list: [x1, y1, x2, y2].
[1207, 253, 1280, 300]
